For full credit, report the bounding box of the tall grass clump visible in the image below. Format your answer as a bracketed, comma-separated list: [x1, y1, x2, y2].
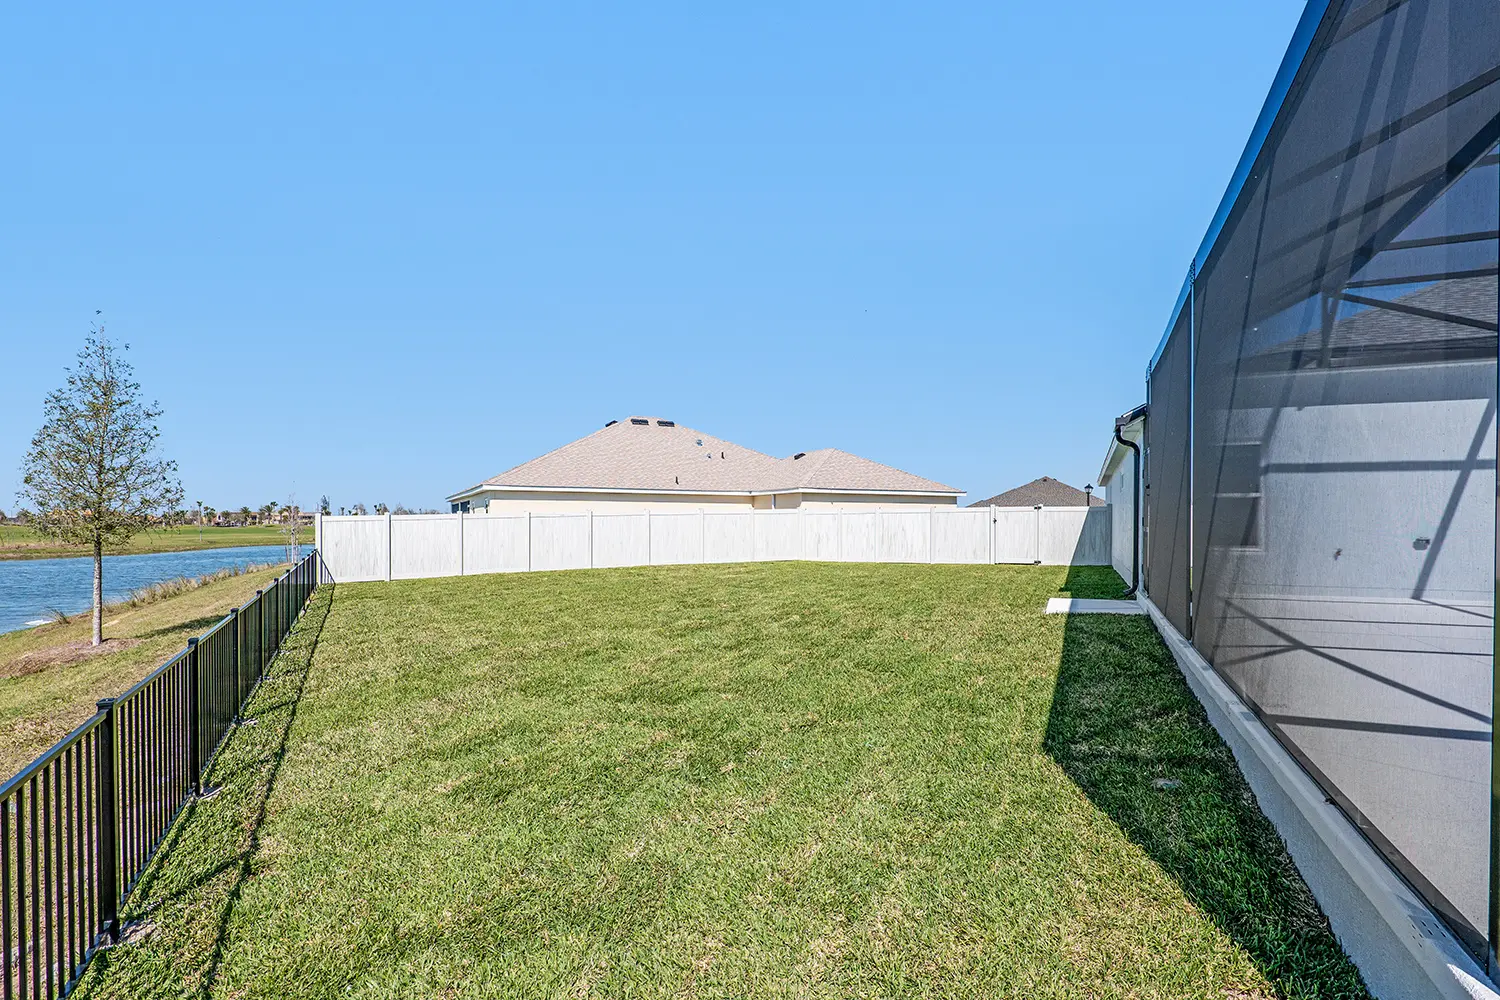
[117, 563, 280, 610]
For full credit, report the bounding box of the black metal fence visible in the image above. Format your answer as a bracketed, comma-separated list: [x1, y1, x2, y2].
[0, 550, 321, 1000]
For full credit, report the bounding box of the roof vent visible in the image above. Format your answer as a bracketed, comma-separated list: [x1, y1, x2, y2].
[605, 420, 618, 427]
[657, 419, 675, 427]
[793, 452, 806, 460]
[630, 418, 649, 426]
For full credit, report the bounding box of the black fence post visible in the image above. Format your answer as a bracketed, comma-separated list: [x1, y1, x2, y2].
[229, 607, 241, 719]
[94, 698, 120, 945]
[186, 638, 202, 796]
[254, 591, 264, 678]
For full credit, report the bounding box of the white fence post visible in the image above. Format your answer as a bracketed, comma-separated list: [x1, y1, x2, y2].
[838, 507, 845, 562]
[988, 505, 996, 565]
[1033, 505, 1042, 565]
[458, 510, 465, 577]
[526, 511, 532, 572]
[385, 511, 393, 582]
[645, 509, 652, 565]
[699, 508, 706, 563]
[588, 509, 594, 569]
[928, 506, 935, 563]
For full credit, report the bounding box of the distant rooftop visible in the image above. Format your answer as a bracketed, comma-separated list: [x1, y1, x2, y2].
[448, 418, 963, 500]
[969, 477, 1102, 508]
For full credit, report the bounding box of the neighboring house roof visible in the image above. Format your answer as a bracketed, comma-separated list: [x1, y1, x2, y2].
[969, 477, 1103, 508]
[448, 418, 962, 501]
[1251, 276, 1496, 371]
[762, 448, 961, 494]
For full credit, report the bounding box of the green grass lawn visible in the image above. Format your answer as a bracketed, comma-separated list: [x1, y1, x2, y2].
[0, 523, 312, 560]
[0, 565, 288, 776]
[76, 563, 1367, 999]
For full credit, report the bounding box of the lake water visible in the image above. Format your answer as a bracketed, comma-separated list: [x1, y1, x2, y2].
[0, 545, 299, 635]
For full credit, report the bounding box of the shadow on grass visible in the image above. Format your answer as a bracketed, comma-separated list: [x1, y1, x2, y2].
[79, 585, 334, 999]
[134, 614, 234, 640]
[1043, 565, 1370, 1000]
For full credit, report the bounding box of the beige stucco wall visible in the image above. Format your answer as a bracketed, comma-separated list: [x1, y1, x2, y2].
[465, 490, 961, 514]
[470, 491, 751, 515]
[794, 493, 960, 509]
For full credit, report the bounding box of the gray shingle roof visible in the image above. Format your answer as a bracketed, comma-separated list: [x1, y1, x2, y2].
[969, 477, 1103, 508]
[1256, 276, 1496, 369]
[450, 418, 962, 499]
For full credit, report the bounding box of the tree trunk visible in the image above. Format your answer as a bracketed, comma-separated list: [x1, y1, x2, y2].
[92, 537, 104, 646]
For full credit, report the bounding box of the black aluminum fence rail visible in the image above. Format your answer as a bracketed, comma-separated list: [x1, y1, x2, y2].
[0, 550, 321, 1000]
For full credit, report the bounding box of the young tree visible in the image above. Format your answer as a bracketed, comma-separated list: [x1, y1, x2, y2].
[279, 495, 302, 563]
[351, 502, 368, 516]
[318, 494, 331, 515]
[19, 332, 183, 645]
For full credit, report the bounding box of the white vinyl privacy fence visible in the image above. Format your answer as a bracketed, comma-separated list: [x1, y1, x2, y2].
[317, 506, 1110, 583]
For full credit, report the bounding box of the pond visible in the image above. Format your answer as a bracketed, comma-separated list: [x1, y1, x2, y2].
[0, 545, 300, 635]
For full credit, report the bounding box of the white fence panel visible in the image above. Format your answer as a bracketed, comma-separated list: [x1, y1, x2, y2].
[464, 515, 528, 574]
[803, 512, 841, 561]
[319, 516, 389, 582]
[317, 504, 1112, 582]
[993, 507, 1038, 564]
[876, 509, 930, 563]
[593, 513, 649, 569]
[531, 514, 591, 571]
[753, 510, 801, 561]
[650, 512, 703, 565]
[839, 512, 879, 562]
[391, 514, 462, 580]
[932, 509, 990, 564]
[704, 512, 754, 563]
[1038, 507, 1110, 566]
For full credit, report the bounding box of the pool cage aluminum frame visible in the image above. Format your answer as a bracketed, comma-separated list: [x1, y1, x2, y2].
[1138, 0, 1500, 972]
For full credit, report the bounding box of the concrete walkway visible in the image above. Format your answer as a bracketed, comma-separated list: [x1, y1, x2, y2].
[1044, 597, 1145, 615]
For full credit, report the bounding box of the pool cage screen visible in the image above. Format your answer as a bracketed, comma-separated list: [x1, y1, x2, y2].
[1143, 0, 1499, 962]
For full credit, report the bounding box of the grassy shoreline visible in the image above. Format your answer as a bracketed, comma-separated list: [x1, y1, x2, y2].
[0, 523, 313, 561]
[0, 563, 289, 776]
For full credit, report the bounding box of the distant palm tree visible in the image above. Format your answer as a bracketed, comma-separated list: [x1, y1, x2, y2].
[239, 505, 253, 525]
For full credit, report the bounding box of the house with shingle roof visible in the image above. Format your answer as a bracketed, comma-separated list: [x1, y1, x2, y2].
[447, 417, 964, 513]
[968, 477, 1103, 509]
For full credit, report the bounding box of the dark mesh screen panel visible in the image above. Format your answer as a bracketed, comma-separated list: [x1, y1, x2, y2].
[1186, 0, 1499, 951]
[1147, 306, 1193, 637]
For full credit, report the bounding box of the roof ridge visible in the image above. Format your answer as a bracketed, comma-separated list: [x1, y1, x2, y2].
[450, 418, 963, 500]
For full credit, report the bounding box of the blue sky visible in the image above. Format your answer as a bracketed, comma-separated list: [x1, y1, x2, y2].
[0, 2, 1305, 513]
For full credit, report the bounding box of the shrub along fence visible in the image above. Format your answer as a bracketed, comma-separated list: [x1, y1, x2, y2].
[317, 505, 1113, 583]
[0, 550, 320, 1000]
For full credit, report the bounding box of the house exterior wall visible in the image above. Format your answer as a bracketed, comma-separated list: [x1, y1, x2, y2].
[470, 491, 749, 515]
[795, 493, 960, 510]
[1106, 456, 1137, 587]
[465, 489, 960, 514]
